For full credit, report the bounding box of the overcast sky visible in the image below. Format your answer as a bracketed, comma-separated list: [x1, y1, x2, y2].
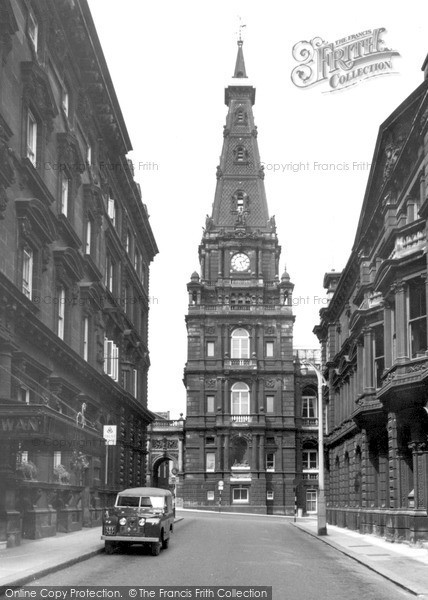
[87, 0, 428, 418]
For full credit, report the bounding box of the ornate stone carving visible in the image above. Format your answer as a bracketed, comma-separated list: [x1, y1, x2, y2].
[205, 379, 217, 388]
[0, 0, 18, 64]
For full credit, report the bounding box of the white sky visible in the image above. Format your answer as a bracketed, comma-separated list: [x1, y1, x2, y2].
[87, 0, 428, 418]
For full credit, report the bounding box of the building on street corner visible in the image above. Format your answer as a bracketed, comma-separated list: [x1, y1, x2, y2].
[314, 55, 428, 543]
[0, 0, 158, 548]
[181, 40, 319, 514]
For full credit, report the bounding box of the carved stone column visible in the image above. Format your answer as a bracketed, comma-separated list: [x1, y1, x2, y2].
[251, 434, 258, 472]
[383, 302, 393, 370]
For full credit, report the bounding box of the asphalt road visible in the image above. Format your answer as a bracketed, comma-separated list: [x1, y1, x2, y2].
[29, 511, 412, 600]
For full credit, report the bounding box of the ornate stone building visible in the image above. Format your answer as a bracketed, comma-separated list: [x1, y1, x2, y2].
[181, 41, 318, 514]
[314, 58, 428, 543]
[0, 0, 157, 547]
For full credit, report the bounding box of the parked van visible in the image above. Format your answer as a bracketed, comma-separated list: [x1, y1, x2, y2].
[102, 487, 174, 556]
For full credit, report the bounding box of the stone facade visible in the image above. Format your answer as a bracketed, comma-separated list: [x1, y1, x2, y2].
[181, 41, 318, 515]
[0, 0, 158, 548]
[314, 60, 428, 543]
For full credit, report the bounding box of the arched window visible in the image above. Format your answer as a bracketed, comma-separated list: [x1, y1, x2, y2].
[231, 328, 249, 358]
[231, 382, 250, 415]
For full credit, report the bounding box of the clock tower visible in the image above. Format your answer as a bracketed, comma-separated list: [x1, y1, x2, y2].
[182, 40, 297, 513]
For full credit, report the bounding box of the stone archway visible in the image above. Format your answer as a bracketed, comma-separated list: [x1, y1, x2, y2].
[152, 454, 177, 491]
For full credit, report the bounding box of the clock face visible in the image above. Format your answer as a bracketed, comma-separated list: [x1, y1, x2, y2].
[231, 253, 250, 272]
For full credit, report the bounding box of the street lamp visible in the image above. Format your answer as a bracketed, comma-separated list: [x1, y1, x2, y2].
[302, 360, 328, 536]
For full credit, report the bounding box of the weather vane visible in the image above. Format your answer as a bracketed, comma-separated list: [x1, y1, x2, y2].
[237, 16, 246, 42]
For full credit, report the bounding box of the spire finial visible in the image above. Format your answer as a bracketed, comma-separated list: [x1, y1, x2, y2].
[233, 18, 247, 78]
[237, 16, 246, 45]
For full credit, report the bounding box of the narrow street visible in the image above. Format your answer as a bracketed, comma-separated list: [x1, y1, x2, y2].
[28, 511, 413, 600]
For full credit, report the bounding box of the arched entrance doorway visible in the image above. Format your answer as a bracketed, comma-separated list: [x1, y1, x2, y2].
[152, 456, 175, 491]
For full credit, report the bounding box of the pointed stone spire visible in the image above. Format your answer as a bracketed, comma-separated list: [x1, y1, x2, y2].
[233, 40, 247, 78]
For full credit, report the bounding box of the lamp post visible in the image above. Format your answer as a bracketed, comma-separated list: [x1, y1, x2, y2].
[303, 360, 327, 536]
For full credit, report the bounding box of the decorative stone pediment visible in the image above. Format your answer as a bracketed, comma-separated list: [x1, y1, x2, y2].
[83, 183, 104, 228]
[57, 132, 85, 188]
[15, 199, 57, 271]
[53, 247, 84, 283]
[21, 61, 57, 129]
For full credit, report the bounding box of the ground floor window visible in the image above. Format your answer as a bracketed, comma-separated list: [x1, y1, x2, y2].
[232, 486, 249, 504]
[306, 490, 317, 514]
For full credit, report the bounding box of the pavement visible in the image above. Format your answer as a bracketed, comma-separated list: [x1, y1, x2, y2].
[0, 512, 427, 597]
[292, 517, 428, 598]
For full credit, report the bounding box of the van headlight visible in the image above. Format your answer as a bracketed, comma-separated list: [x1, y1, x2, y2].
[139, 518, 146, 526]
[119, 517, 127, 525]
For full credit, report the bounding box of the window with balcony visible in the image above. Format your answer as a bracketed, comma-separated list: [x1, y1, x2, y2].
[231, 382, 250, 415]
[206, 452, 215, 472]
[408, 279, 427, 358]
[302, 394, 317, 426]
[231, 328, 250, 358]
[22, 247, 33, 299]
[26, 110, 37, 166]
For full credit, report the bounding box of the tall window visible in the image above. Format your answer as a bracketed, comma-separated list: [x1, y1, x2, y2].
[28, 11, 38, 51]
[133, 368, 138, 397]
[206, 453, 215, 472]
[84, 219, 92, 255]
[231, 328, 249, 358]
[408, 279, 427, 358]
[60, 175, 69, 216]
[27, 110, 37, 165]
[266, 452, 275, 471]
[83, 317, 89, 361]
[104, 337, 119, 381]
[107, 190, 116, 226]
[62, 88, 69, 116]
[231, 382, 250, 415]
[53, 451, 62, 468]
[302, 449, 318, 470]
[302, 395, 317, 418]
[373, 325, 385, 388]
[57, 287, 65, 340]
[105, 252, 114, 293]
[265, 342, 274, 357]
[306, 490, 317, 514]
[266, 395, 274, 413]
[207, 396, 215, 413]
[207, 342, 215, 357]
[22, 247, 33, 299]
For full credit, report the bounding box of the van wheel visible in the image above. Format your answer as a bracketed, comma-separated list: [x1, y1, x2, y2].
[151, 542, 161, 556]
[162, 535, 169, 550]
[105, 541, 115, 554]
